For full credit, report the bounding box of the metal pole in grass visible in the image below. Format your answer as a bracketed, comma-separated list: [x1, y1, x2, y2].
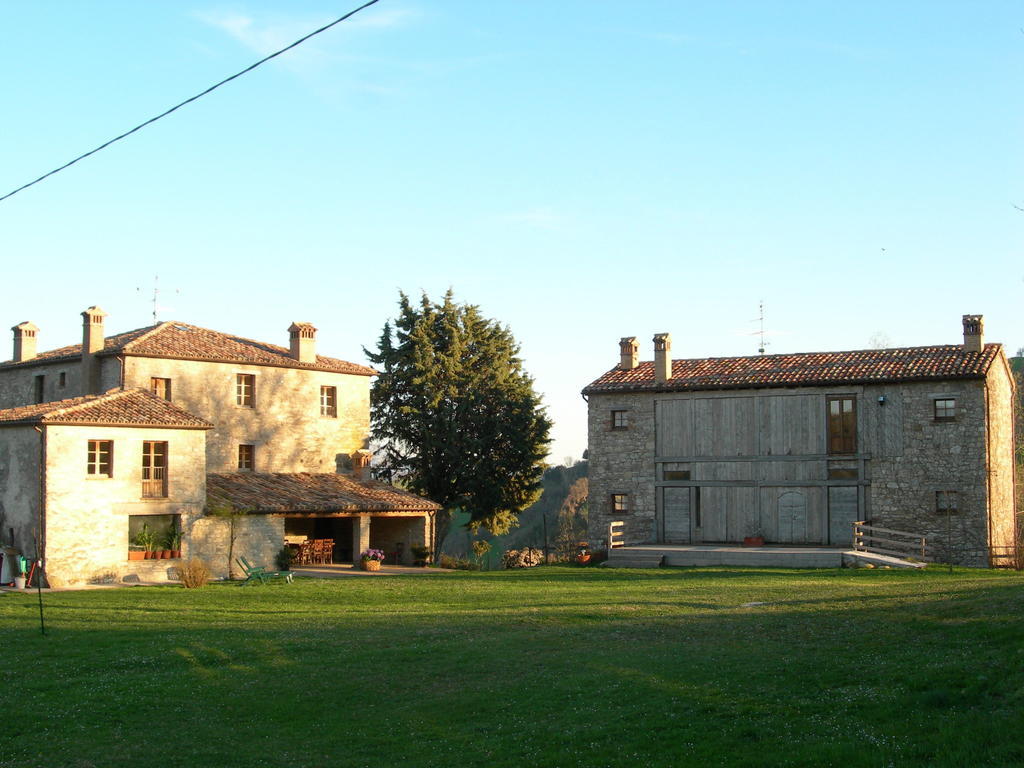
[30, 531, 46, 636]
[35, 558, 46, 635]
[33, 425, 46, 635]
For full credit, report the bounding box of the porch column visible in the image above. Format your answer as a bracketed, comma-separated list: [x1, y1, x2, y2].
[353, 515, 371, 560]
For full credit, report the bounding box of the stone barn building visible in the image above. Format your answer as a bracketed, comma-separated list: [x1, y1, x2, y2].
[582, 315, 1016, 567]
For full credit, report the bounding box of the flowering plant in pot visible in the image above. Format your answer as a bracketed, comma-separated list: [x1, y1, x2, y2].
[359, 548, 385, 571]
[742, 523, 765, 548]
[575, 541, 592, 565]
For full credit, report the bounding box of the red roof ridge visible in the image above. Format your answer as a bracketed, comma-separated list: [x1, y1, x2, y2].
[583, 342, 1003, 395]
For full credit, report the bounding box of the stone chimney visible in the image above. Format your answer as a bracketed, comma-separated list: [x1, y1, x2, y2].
[619, 337, 639, 370]
[12, 322, 38, 362]
[962, 315, 984, 353]
[81, 306, 107, 395]
[288, 322, 317, 364]
[653, 333, 672, 383]
[351, 450, 373, 482]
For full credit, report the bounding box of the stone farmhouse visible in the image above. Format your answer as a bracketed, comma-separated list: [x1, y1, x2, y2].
[0, 307, 439, 586]
[582, 315, 1016, 567]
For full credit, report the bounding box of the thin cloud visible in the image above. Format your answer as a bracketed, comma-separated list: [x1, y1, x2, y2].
[195, 7, 418, 70]
[498, 207, 567, 231]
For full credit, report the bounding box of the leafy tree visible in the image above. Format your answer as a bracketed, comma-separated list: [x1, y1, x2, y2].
[365, 291, 551, 553]
[555, 476, 589, 560]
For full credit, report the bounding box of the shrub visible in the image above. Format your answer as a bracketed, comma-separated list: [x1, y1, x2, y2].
[275, 546, 294, 571]
[411, 545, 431, 566]
[501, 547, 544, 569]
[439, 554, 479, 570]
[174, 558, 212, 589]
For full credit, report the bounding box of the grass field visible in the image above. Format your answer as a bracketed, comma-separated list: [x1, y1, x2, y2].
[2, 566, 1023, 768]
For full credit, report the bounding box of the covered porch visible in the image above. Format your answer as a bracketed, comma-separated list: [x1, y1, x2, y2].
[283, 511, 430, 566]
[206, 472, 441, 567]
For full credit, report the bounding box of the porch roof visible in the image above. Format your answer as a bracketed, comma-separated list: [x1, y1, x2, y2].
[206, 472, 442, 514]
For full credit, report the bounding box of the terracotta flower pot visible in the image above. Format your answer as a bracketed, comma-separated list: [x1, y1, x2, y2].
[128, 550, 146, 561]
[576, 554, 592, 564]
[144, 551, 155, 560]
[170, 549, 181, 559]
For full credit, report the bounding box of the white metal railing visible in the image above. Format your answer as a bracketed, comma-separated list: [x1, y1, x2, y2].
[853, 521, 931, 561]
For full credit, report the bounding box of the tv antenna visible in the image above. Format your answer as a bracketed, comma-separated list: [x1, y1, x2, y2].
[136, 275, 180, 323]
[752, 300, 769, 355]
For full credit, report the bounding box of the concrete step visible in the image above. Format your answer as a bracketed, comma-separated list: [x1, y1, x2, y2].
[842, 550, 927, 569]
[604, 550, 664, 568]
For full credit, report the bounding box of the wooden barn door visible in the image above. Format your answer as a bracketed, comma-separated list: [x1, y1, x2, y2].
[777, 492, 807, 544]
[661, 487, 691, 543]
[828, 487, 859, 547]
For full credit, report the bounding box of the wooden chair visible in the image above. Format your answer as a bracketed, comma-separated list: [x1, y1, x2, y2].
[236, 556, 293, 585]
[320, 539, 334, 564]
[311, 539, 325, 565]
[296, 540, 315, 566]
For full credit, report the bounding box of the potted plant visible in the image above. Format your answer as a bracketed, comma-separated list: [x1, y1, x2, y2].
[160, 526, 180, 559]
[168, 528, 182, 559]
[359, 548, 385, 571]
[575, 541, 592, 565]
[411, 545, 431, 567]
[134, 523, 157, 559]
[743, 523, 765, 548]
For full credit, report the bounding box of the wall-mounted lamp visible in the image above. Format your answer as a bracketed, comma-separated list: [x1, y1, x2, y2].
[877, 395, 887, 406]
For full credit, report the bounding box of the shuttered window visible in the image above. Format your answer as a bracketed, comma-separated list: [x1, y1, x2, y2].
[150, 377, 172, 401]
[827, 396, 856, 454]
[238, 444, 255, 471]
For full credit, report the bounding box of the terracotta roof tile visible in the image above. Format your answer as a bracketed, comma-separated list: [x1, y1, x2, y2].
[206, 472, 441, 514]
[582, 344, 1003, 395]
[0, 388, 213, 428]
[1, 321, 376, 376]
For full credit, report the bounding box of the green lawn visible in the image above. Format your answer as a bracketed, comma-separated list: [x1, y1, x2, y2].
[2, 566, 1023, 768]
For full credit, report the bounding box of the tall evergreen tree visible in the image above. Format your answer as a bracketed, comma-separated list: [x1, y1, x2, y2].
[365, 291, 551, 552]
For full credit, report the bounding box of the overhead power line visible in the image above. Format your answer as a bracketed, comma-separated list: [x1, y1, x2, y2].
[0, 0, 381, 204]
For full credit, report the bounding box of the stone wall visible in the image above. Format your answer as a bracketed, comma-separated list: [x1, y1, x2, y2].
[189, 514, 284, 579]
[868, 380, 991, 566]
[0, 426, 41, 560]
[42, 423, 207, 586]
[0, 359, 83, 409]
[586, 392, 657, 547]
[120, 357, 370, 473]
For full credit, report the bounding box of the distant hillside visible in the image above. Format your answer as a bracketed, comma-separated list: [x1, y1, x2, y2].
[439, 460, 588, 566]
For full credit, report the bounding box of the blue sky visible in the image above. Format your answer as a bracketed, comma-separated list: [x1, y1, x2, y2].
[1, 1, 1021, 462]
